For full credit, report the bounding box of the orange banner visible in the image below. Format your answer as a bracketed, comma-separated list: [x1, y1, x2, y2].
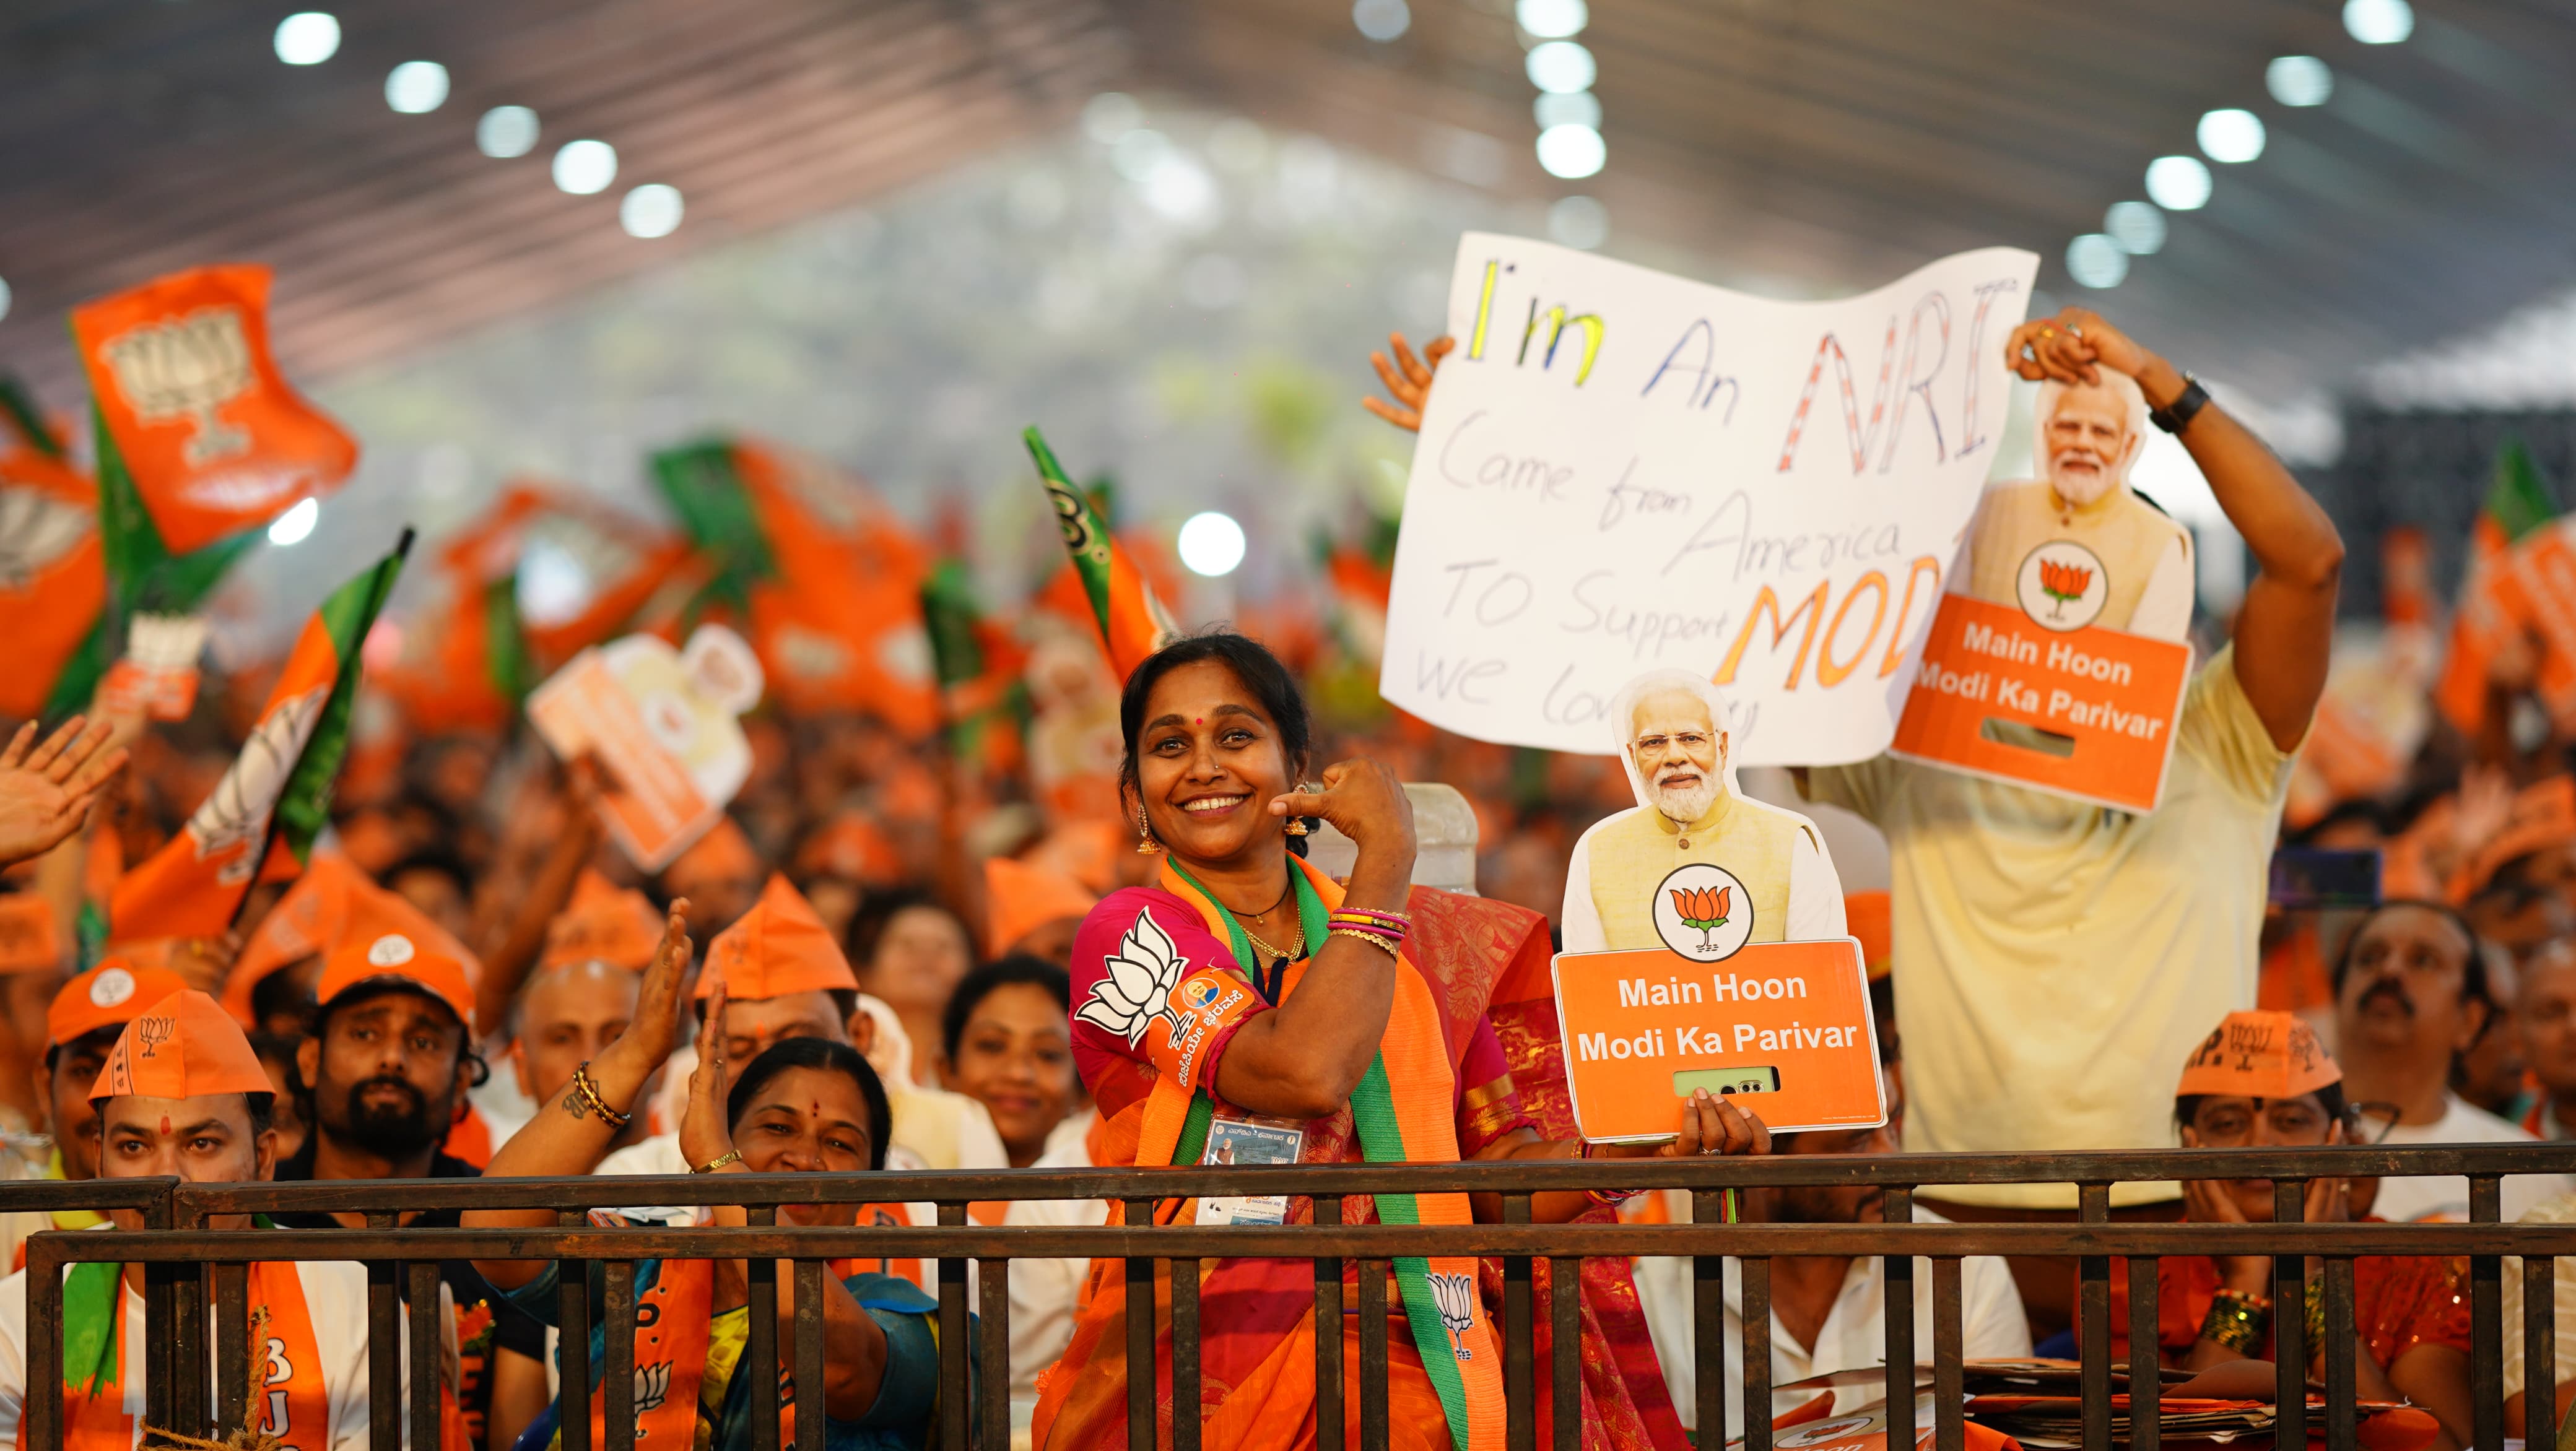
[70, 264, 356, 555]
[1888, 594, 2192, 813]
[1551, 939, 1882, 1142]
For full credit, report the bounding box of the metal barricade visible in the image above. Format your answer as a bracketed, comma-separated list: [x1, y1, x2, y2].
[16, 1144, 2576, 1451]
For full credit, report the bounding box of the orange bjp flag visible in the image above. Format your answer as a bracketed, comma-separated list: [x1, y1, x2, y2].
[1024, 427, 1177, 682]
[0, 430, 106, 719]
[70, 264, 357, 557]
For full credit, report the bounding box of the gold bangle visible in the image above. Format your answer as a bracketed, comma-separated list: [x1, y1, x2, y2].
[1329, 925, 1401, 959]
[690, 1149, 743, 1174]
[569, 1062, 633, 1130]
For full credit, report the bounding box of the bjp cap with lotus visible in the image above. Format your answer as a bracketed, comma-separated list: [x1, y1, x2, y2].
[2176, 1009, 2341, 1100]
[88, 989, 274, 1103]
[50, 959, 194, 1050]
[316, 931, 478, 1034]
[696, 874, 856, 1002]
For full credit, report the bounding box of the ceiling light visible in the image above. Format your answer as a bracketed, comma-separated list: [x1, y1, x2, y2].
[1535, 123, 1604, 178]
[620, 184, 683, 238]
[384, 61, 448, 114]
[2197, 108, 2266, 163]
[1526, 40, 1597, 93]
[1534, 90, 1601, 129]
[2344, 0, 2414, 44]
[267, 496, 319, 547]
[1081, 92, 1141, 144]
[273, 12, 340, 65]
[1548, 195, 1608, 249]
[2266, 55, 2333, 107]
[1353, 0, 1409, 41]
[476, 106, 539, 158]
[1516, 0, 1587, 39]
[552, 139, 617, 196]
[2144, 155, 2212, 210]
[2065, 235, 2128, 290]
[2104, 201, 2166, 255]
[1177, 511, 1246, 577]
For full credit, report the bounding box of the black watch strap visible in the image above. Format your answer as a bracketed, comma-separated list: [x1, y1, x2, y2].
[2149, 373, 2211, 435]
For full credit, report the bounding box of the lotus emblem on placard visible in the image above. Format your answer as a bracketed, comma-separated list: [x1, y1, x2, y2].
[1669, 884, 1734, 953]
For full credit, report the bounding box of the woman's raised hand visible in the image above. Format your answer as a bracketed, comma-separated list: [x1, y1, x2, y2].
[679, 981, 736, 1172]
[623, 899, 694, 1070]
[1271, 758, 1416, 870]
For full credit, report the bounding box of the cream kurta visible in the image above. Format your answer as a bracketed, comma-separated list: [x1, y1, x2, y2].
[1560, 792, 1845, 953]
[1962, 480, 2195, 642]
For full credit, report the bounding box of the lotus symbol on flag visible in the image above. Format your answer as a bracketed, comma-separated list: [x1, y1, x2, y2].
[101, 307, 256, 466]
[1429, 1271, 1477, 1359]
[1671, 885, 1733, 953]
[2037, 558, 2093, 619]
[185, 685, 329, 880]
[633, 1359, 672, 1414]
[1074, 910, 1190, 1050]
[0, 487, 89, 591]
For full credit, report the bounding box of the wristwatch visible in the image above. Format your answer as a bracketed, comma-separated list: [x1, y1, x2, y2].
[2149, 372, 2211, 435]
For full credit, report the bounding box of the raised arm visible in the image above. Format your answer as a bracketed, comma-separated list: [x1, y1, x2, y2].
[2008, 308, 2343, 751]
[467, 899, 691, 1286]
[0, 717, 127, 870]
[1209, 760, 1415, 1122]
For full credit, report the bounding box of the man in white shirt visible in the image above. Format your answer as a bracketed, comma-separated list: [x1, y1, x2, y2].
[2333, 900, 2572, 1221]
[1628, 1112, 2029, 1438]
[1562, 670, 1846, 954]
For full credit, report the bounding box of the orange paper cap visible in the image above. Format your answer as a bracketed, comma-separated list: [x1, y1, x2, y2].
[541, 870, 663, 971]
[697, 874, 857, 1002]
[317, 932, 477, 1034]
[0, 895, 61, 976]
[1844, 891, 1891, 981]
[222, 854, 367, 1024]
[983, 856, 1098, 958]
[89, 989, 275, 1104]
[2468, 776, 2576, 898]
[2176, 1009, 2341, 1100]
[51, 960, 194, 1049]
[666, 816, 759, 885]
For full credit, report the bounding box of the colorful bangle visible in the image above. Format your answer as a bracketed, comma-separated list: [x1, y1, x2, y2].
[2302, 1277, 2325, 1357]
[2199, 1288, 2271, 1354]
[1329, 909, 1411, 936]
[1329, 925, 1403, 958]
[1586, 1187, 1645, 1208]
[568, 1062, 633, 1130]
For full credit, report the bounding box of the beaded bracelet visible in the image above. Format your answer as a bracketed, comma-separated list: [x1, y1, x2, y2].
[1329, 925, 1403, 959]
[2199, 1288, 2271, 1354]
[568, 1061, 633, 1130]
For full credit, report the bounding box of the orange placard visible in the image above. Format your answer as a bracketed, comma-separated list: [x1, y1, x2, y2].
[1887, 593, 2192, 813]
[526, 651, 718, 872]
[1551, 939, 1883, 1143]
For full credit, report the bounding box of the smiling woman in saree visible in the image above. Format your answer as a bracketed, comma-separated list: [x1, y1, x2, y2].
[1032, 633, 1769, 1451]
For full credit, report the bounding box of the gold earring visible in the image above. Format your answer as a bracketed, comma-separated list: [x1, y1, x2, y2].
[1134, 800, 1164, 855]
[1282, 782, 1316, 836]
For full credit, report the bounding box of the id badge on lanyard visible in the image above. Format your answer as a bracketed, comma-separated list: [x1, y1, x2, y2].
[1193, 1117, 1305, 1226]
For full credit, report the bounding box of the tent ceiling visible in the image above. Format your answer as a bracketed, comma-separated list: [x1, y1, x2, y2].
[3, 0, 2572, 412]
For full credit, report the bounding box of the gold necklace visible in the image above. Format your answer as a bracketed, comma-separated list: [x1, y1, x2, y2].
[1234, 912, 1305, 962]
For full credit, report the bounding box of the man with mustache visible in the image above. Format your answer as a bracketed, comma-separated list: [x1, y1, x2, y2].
[1560, 668, 1845, 953]
[1958, 366, 2195, 641]
[2331, 901, 2570, 1222]
[271, 932, 551, 1451]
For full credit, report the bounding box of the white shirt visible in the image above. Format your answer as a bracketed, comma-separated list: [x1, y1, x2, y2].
[0, 1255, 394, 1451]
[999, 1111, 1107, 1423]
[1559, 808, 1848, 953]
[2369, 1093, 2573, 1224]
[1627, 1204, 2029, 1437]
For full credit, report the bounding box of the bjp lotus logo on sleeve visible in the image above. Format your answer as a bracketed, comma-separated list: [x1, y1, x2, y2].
[1650, 863, 1756, 961]
[1073, 909, 1189, 1049]
[2014, 540, 2110, 631]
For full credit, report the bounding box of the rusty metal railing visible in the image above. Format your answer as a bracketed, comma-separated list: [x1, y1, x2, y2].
[20, 1143, 2576, 1451]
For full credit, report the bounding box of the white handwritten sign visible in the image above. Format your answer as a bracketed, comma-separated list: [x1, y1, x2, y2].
[1380, 235, 2038, 762]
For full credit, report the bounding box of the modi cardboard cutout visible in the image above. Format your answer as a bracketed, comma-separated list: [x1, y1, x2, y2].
[528, 623, 764, 872]
[1891, 368, 2197, 812]
[1554, 670, 1881, 1140]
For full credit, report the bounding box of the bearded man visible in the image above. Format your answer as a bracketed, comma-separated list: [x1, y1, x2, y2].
[1560, 669, 1846, 952]
[1959, 367, 2195, 642]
